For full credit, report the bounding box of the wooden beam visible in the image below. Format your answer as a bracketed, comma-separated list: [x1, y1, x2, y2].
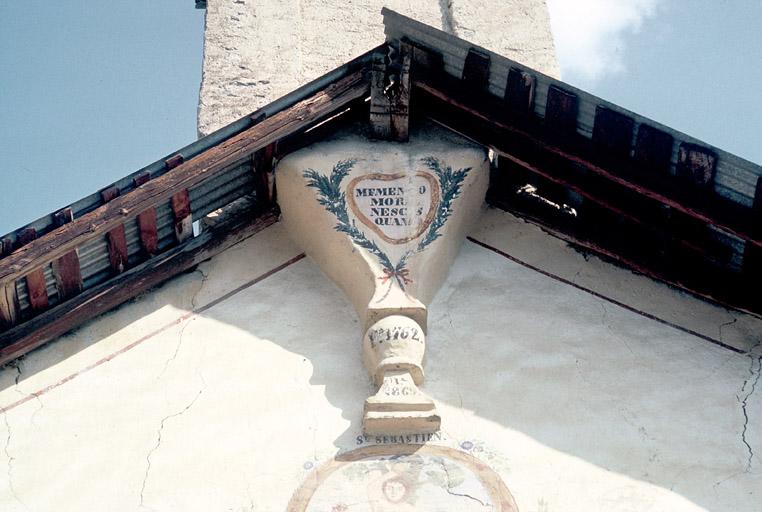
[634, 124, 674, 175]
[412, 76, 761, 249]
[171, 189, 193, 242]
[100, 186, 129, 274]
[677, 143, 717, 189]
[0, 69, 370, 287]
[252, 143, 276, 206]
[545, 85, 578, 134]
[390, 42, 411, 141]
[462, 48, 490, 91]
[1, 238, 13, 257]
[0, 282, 19, 331]
[17, 229, 49, 312]
[51, 208, 83, 300]
[504, 67, 535, 114]
[0, 208, 280, 365]
[369, 44, 410, 141]
[592, 106, 634, 160]
[370, 50, 392, 139]
[133, 173, 159, 256]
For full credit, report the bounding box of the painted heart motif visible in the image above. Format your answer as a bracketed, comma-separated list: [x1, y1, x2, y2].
[346, 172, 441, 245]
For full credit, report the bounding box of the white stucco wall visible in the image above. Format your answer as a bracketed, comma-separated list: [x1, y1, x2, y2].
[0, 208, 759, 510]
[197, 0, 560, 136]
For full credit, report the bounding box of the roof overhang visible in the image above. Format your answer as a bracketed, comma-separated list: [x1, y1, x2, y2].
[0, 9, 760, 365]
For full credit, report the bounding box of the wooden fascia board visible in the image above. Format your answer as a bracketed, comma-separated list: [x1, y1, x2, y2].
[412, 76, 761, 250]
[0, 208, 280, 365]
[0, 69, 370, 287]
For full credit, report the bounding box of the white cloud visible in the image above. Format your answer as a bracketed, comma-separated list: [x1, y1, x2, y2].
[546, 0, 661, 81]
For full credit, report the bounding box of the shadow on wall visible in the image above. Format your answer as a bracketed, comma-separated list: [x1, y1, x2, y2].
[1, 236, 759, 511]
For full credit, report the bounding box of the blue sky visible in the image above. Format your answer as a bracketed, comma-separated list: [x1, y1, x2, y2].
[1, 0, 760, 234]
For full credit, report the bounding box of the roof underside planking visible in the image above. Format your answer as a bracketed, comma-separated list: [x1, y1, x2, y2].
[0, 9, 760, 365]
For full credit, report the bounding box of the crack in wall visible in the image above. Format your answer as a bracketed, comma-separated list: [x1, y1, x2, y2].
[3, 412, 27, 510]
[191, 267, 210, 310]
[157, 267, 209, 380]
[718, 316, 737, 345]
[8, 359, 44, 429]
[438, 458, 488, 507]
[139, 390, 204, 510]
[738, 342, 761, 472]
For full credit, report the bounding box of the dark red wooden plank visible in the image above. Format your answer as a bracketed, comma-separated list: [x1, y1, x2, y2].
[171, 189, 193, 242]
[165, 154, 185, 170]
[133, 171, 151, 187]
[100, 185, 120, 204]
[17, 228, 37, 246]
[504, 67, 535, 114]
[17, 229, 49, 312]
[100, 187, 129, 274]
[462, 48, 490, 91]
[133, 173, 159, 256]
[136, 210, 159, 256]
[677, 143, 717, 189]
[51, 208, 83, 300]
[0, 282, 19, 330]
[545, 85, 578, 134]
[25, 269, 49, 311]
[592, 106, 634, 160]
[634, 124, 674, 175]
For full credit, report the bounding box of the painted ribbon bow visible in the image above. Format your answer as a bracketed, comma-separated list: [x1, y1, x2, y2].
[379, 267, 412, 285]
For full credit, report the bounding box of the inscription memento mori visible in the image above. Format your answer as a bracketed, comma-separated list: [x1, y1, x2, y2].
[347, 172, 440, 245]
[279, 137, 488, 437]
[303, 157, 468, 292]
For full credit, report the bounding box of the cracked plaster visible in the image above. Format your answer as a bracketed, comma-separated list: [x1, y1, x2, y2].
[0, 210, 758, 510]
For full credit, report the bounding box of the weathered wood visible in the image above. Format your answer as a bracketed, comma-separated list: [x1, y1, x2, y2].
[0, 282, 19, 330]
[100, 187, 129, 274]
[252, 143, 276, 205]
[0, 69, 369, 287]
[17, 228, 36, 246]
[25, 269, 49, 311]
[370, 51, 392, 139]
[171, 189, 193, 242]
[1, 238, 13, 257]
[504, 67, 535, 114]
[0, 208, 280, 365]
[592, 106, 634, 159]
[390, 42, 411, 141]
[133, 173, 159, 256]
[677, 143, 717, 188]
[165, 154, 185, 170]
[545, 85, 578, 134]
[369, 44, 410, 141]
[462, 48, 490, 91]
[413, 76, 761, 249]
[634, 124, 674, 175]
[495, 153, 691, 248]
[409, 43, 444, 74]
[51, 208, 82, 300]
[17, 229, 49, 312]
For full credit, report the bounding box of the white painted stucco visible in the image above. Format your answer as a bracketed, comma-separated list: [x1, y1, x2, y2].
[0, 207, 759, 510]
